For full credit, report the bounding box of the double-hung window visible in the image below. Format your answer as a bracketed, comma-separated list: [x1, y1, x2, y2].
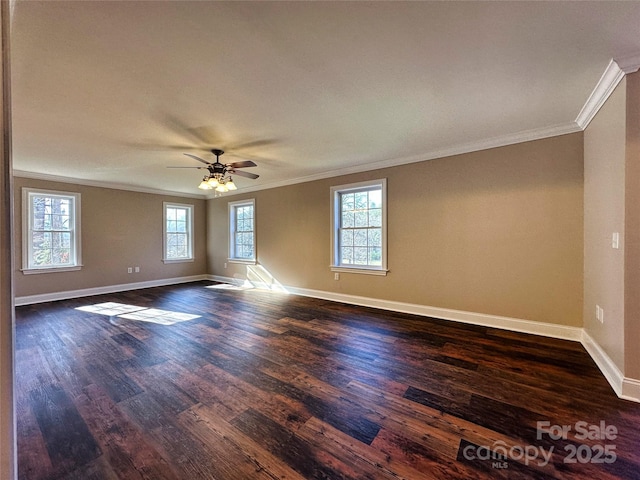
[331, 179, 387, 275]
[229, 199, 255, 263]
[22, 188, 82, 273]
[163, 202, 194, 262]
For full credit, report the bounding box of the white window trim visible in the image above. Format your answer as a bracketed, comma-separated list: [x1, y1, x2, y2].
[22, 187, 82, 274]
[163, 202, 194, 263]
[330, 178, 388, 275]
[228, 198, 256, 264]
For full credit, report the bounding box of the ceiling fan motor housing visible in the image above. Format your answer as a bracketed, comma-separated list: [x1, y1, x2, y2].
[209, 163, 226, 175]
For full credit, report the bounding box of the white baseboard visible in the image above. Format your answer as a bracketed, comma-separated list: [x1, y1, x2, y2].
[580, 330, 624, 397]
[621, 377, 640, 402]
[581, 330, 640, 403]
[14, 274, 209, 306]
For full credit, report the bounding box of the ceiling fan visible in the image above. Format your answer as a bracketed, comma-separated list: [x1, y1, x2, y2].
[169, 148, 259, 192]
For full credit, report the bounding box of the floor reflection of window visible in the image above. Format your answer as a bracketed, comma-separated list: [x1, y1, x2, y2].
[75, 302, 200, 325]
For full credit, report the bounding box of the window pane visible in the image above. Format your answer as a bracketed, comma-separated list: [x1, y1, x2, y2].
[354, 210, 368, 227]
[341, 193, 354, 211]
[368, 228, 381, 246]
[341, 212, 354, 228]
[341, 229, 353, 247]
[353, 247, 368, 264]
[369, 208, 382, 227]
[52, 247, 70, 265]
[341, 246, 353, 264]
[369, 247, 382, 265]
[354, 192, 368, 210]
[368, 189, 382, 208]
[353, 229, 367, 246]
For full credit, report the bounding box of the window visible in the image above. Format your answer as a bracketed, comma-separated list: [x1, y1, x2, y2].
[229, 199, 255, 263]
[22, 188, 82, 273]
[331, 179, 387, 275]
[163, 203, 194, 262]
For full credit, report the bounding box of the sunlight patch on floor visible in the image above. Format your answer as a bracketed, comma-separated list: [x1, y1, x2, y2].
[208, 264, 289, 294]
[75, 302, 200, 325]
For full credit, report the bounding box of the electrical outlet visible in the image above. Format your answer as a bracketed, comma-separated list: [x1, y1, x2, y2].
[127, 267, 132, 274]
[612, 232, 620, 249]
[134, 266, 140, 273]
[334, 272, 340, 280]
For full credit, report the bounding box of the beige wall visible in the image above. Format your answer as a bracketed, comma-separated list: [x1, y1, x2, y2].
[583, 79, 627, 369]
[209, 133, 584, 326]
[625, 71, 640, 379]
[13, 178, 207, 299]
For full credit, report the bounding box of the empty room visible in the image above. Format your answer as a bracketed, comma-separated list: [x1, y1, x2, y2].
[2, 1, 640, 479]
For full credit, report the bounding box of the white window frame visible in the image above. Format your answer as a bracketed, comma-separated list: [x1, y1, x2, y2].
[228, 198, 256, 264]
[163, 202, 194, 263]
[331, 178, 388, 275]
[22, 187, 82, 274]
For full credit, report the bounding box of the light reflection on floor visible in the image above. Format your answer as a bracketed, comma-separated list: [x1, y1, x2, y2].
[75, 302, 200, 325]
[206, 283, 253, 291]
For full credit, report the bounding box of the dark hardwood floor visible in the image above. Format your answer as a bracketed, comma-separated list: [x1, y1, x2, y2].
[14, 281, 640, 479]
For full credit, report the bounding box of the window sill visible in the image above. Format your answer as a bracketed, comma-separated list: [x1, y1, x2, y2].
[163, 258, 194, 264]
[21, 265, 83, 275]
[330, 265, 388, 276]
[228, 258, 257, 265]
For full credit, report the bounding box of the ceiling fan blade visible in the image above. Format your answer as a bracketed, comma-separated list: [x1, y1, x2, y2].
[184, 153, 211, 165]
[227, 160, 257, 169]
[229, 169, 259, 180]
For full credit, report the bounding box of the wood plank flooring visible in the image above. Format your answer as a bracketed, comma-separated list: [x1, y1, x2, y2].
[14, 281, 640, 479]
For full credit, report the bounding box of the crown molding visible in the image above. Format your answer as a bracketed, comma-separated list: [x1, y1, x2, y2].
[575, 59, 625, 130]
[575, 53, 640, 130]
[216, 121, 581, 198]
[615, 52, 640, 74]
[12, 170, 206, 199]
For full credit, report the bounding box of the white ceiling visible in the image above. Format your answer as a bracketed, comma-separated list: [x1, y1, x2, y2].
[10, 1, 640, 197]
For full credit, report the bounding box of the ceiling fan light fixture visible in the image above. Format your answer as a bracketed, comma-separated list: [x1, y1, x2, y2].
[198, 178, 212, 190]
[226, 178, 237, 191]
[207, 176, 220, 187]
[215, 183, 228, 193]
